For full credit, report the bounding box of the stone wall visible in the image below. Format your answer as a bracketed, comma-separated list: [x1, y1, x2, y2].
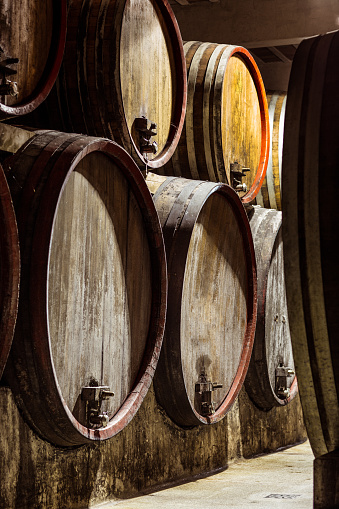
[0, 380, 306, 509]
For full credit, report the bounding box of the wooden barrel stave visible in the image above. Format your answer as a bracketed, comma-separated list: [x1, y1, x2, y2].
[161, 41, 269, 203]
[0, 0, 66, 119]
[0, 164, 20, 379]
[27, 0, 187, 169]
[256, 91, 286, 210]
[319, 32, 339, 404]
[302, 32, 339, 455]
[282, 31, 339, 458]
[147, 173, 257, 427]
[245, 207, 297, 410]
[169, 41, 202, 179]
[4, 132, 167, 447]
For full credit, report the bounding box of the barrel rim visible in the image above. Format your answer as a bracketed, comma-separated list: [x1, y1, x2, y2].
[9, 133, 167, 446]
[155, 178, 257, 426]
[219, 46, 269, 203]
[246, 207, 298, 409]
[0, 0, 67, 119]
[116, 0, 187, 169]
[282, 33, 333, 458]
[283, 31, 339, 458]
[0, 164, 20, 379]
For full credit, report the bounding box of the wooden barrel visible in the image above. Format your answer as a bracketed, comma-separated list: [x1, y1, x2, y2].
[28, 0, 187, 170]
[160, 41, 269, 203]
[0, 0, 66, 119]
[169, 0, 217, 4]
[245, 207, 297, 410]
[146, 173, 257, 427]
[255, 91, 286, 210]
[3, 131, 167, 447]
[282, 31, 339, 458]
[0, 164, 20, 379]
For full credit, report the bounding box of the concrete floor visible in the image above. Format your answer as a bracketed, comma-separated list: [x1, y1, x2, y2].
[92, 440, 314, 509]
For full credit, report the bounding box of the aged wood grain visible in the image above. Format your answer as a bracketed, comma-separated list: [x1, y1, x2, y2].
[0, 164, 20, 379]
[221, 54, 262, 195]
[27, 0, 186, 169]
[0, 124, 35, 154]
[181, 192, 248, 409]
[48, 152, 151, 417]
[162, 42, 269, 203]
[120, 0, 172, 161]
[0, 0, 66, 118]
[265, 229, 294, 391]
[169, 0, 218, 4]
[282, 31, 339, 458]
[151, 176, 256, 427]
[4, 132, 166, 446]
[256, 91, 286, 210]
[0, 0, 52, 105]
[246, 207, 297, 410]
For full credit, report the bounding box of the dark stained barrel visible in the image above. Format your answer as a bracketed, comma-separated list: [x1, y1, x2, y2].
[0, 164, 20, 379]
[245, 206, 297, 410]
[28, 0, 187, 169]
[3, 132, 167, 447]
[169, 0, 214, 4]
[256, 91, 286, 210]
[0, 0, 66, 119]
[282, 31, 339, 458]
[146, 173, 257, 427]
[160, 41, 269, 203]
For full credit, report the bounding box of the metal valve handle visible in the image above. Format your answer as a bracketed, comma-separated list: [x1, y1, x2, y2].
[135, 116, 158, 156]
[81, 385, 114, 429]
[230, 161, 250, 193]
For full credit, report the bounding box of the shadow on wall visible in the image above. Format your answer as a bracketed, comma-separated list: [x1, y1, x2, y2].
[238, 386, 307, 459]
[0, 386, 102, 509]
[0, 376, 307, 509]
[0, 382, 233, 509]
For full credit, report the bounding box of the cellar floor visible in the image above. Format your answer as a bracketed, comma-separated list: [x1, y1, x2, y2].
[92, 440, 313, 509]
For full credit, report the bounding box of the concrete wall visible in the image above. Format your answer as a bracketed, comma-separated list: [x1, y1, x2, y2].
[253, 62, 292, 93]
[171, 0, 339, 47]
[171, 0, 339, 91]
[0, 380, 306, 509]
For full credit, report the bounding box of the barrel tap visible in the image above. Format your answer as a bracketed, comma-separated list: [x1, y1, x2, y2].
[230, 161, 250, 193]
[0, 47, 18, 98]
[134, 116, 158, 159]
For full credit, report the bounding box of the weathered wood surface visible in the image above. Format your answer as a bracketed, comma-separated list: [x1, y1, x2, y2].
[147, 174, 257, 426]
[256, 91, 286, 210]
[245, 207, 297, 410]
[0, 0, 66, 119]
[49, 152, 152, 418]
[282, 31, 339, 458]
[120, 0, 173, 163]
[28, 0, 186, 169]
[0, 164, 20, 379]
[145, 172, 168, 195]
[3, 132, 166, 446]
[161, 41, 269, 203]
[0, 124, 36, 154]
[169, 0, 219, 4]
[314, 449, 339, 508]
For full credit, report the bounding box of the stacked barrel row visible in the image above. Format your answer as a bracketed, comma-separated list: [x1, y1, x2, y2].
[282, 31, 339, 461]
[0, 0, 298, 451]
